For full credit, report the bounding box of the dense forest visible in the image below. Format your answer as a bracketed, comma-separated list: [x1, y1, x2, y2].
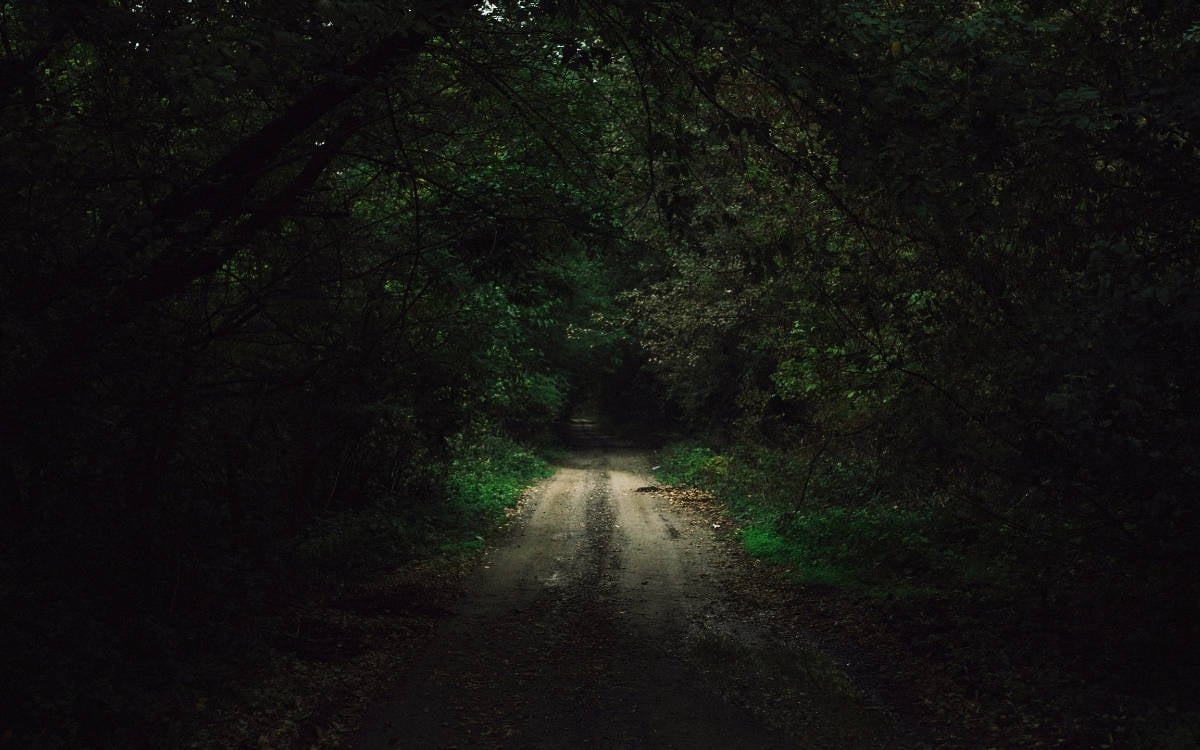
[2, 0, 1198, 747]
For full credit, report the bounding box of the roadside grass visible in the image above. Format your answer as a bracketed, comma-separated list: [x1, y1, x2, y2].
[182, 431, 555, 748]
[653, 439, 1200, 749]
[295, 432, 553, 578]
[446, 433, 554, 522]
[653, 442, 964, 598]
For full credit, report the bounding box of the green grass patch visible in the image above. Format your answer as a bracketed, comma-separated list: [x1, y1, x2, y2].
[739, 524, 797, 563]
[734, 508, 946, 592]
[657, 440, 1200, 747]
[654, 440, 967, 597]
[654, 442, 719, 486]
[445, 433, 553, 524]
[437, 536, 486, 556]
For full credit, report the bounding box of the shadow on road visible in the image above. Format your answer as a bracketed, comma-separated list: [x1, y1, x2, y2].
[556, 417, 667, 451]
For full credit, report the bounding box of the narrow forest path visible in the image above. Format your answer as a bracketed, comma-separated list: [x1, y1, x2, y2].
[346, 423, 903, 749]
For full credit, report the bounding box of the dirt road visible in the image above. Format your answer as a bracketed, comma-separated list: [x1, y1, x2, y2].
[347, 427, 900, 749]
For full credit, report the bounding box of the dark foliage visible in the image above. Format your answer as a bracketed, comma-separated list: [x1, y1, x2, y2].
[2, 0, 1198, 745]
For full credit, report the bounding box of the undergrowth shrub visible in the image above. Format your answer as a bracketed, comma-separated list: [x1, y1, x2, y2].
[446, 432, 553, 524]
[291, 498, 438, 577]
[657, 437, 1200, 746]
[654, 440, 965, 594]
[294, 431, 551, 578]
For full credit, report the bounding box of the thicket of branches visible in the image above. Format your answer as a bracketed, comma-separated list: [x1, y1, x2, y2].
[614, 0, 1199, 584]
[0, 3, 633, 743]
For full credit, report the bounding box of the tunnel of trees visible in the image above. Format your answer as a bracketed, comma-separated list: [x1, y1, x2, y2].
[2, 0, 1198, 746]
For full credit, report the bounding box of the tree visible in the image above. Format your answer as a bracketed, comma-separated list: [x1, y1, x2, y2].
[0, 3, 636, 743]
[606, 0, 1200, 564]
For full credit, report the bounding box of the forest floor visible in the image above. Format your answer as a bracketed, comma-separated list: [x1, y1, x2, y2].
[189, 423, 1194, 749]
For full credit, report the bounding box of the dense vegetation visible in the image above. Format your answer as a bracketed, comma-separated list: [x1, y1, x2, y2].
[2, 0, 1197, 746]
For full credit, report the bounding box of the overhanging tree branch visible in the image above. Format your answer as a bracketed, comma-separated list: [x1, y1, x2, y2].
[4, 19, 448, 419]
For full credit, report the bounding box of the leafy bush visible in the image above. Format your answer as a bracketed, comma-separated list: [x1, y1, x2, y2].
[291, 499, 437, 577]
[445, 432, 554, 523]
[655, 440, 969, 594]
[293, 431, 552, 578]
[654, 443, 718, 486]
